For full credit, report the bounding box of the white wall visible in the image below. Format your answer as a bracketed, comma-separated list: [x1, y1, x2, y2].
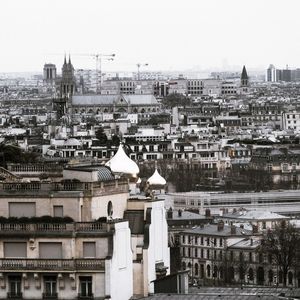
[107, 221, 133, 300]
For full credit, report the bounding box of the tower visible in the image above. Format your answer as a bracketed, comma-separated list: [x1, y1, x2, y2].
[60, 55, 76, 99]
[53, 55, 76, 121]
[266, 64, 277, 82]
[43, 63, 57, 85]
[241, 65, 249, 87]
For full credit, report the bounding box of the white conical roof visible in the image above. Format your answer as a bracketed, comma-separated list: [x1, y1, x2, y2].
[136, 177, 141, 184]
[105, 144, 139, 177]
[147, 169, 166, 186]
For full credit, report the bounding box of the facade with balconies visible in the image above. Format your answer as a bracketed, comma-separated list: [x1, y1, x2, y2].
[0, 147, 170, 299]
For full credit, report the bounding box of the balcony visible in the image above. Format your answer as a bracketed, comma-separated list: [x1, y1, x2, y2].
[7, 292, 23, 299]
[42, 293, 58, 299]
[78, 294, 94, 300]
[0, 259, 105, 272]
[0, 222, 106, 235]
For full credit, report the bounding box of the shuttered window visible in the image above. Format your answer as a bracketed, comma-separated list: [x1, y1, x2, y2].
[4, 242, 27, 258]
[39, 242, 62, 259]
[9, 202, 36, 217]
[53, 206, 63, 217]
[83, 242, 96, 258]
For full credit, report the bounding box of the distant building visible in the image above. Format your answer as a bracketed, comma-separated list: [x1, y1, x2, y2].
[240, 65, 249, 93]
[266, 64, 277, 82]
[43, 63, 56, 85]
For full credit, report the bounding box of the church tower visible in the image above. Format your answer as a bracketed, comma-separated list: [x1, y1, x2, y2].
[60, 54, 76, 99]
[241, 65, 249, 87]
[53, 55, 76, 121]
[240, 65, 249, 93]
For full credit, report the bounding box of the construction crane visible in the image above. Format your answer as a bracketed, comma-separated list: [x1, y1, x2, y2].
[75, 53, 116, 93]
[136, 63, 148, 80]
[47, 52, 116, 93]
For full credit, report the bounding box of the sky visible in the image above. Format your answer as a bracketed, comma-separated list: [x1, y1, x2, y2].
[1, 0, 300, 73]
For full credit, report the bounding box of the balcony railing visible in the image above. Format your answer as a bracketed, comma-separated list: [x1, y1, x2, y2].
[7, 292, 23, 299]
[0, 222, 106, 233]
[0, 180, 128, 196]
[42, 292, 58, 299]
[78, 294, 94, 300]
[0, 259, 105, 271]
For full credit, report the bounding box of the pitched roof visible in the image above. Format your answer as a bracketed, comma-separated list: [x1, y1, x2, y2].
[181, 224, 251, 237]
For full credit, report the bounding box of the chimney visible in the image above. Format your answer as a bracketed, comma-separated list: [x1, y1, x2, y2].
[231, 225, 236, 235]
[167, 208, 173, 219]
[217, 221, 224, 231]
[178, 209, 182, 217]
[205, 209, 211, 217]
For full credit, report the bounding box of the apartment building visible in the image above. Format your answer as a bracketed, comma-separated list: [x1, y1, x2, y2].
[0, 145, 170, 299]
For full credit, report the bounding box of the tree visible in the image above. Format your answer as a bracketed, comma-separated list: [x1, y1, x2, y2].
[95, 128, 108, 145]
[162, 93, 192, 108]
[260, 223, 300, 287]
[111, 135, 120, 146]
[0, 143, 38, 167]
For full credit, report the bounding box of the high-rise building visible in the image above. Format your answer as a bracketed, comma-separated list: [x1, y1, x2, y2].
[266, 64, 277, 82]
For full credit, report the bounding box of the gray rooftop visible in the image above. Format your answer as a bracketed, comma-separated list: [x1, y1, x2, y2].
[181, 224, 251, 237]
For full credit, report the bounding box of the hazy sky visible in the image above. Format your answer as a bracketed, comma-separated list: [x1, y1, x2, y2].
[1, 0, 300, 73]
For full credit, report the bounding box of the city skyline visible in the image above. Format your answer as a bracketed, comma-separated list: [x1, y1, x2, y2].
[1, 0, 300, 72]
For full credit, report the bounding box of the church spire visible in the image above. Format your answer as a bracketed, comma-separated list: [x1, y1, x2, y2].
[241, 65, 248, 80]
[64, 54, 67, 65]
[241, 65, 249, 87]
[68, 54, 71, 65]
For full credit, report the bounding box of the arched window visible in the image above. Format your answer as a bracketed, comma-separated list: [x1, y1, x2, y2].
[194, 263, 199, 276]
[219, 266, 223, 279]
[200, 264, 204, 279]
[268, 270, 273, 283]
[257, 267, 265, 285]
[248, 268, 254, 281]
[182, 262, 186, 270]
[207, 265, 211, 277]
[213, 265, 218, 278]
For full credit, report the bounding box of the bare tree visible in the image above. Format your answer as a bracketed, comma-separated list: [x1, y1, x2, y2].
[260, 223, 300, 287]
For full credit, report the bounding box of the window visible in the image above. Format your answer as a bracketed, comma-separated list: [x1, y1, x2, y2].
[39, 242, 62, 259]
[43, 276, 57, 298]
[53, 206, 63, 217]
[219, 238, 223, 247]
[4, 242, 27, 258]
[8, 276, 22, 298]
[83, 242, 96, 258]
[9, 202, 36, 217]
[79, 276, 93, 297]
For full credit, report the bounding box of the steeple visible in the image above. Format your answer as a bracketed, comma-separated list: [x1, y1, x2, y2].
[68, 54, 71, 65]
[63, 54, 67, 65]
[241, 65, 248, 87]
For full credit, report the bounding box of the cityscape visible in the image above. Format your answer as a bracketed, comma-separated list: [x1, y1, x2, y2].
[1, 0, 300, 299]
